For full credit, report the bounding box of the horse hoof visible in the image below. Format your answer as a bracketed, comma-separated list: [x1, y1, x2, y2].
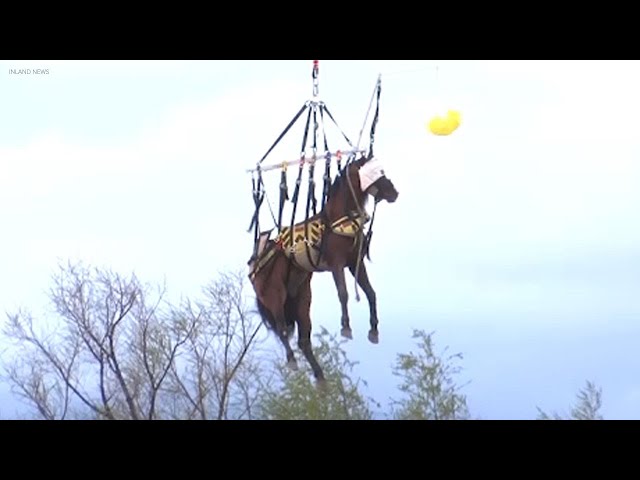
[368, 330, 379, 344]
[287, 360, 299, 371]
[341, 327, 353, 339]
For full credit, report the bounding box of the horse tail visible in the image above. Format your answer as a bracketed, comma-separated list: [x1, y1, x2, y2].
[256, 298, 278, 332]
[283, 293, 297, 331]
[256, 295, 296, 339]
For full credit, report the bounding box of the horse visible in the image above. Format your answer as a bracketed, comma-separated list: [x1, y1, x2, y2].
[248, 153, 399, 383]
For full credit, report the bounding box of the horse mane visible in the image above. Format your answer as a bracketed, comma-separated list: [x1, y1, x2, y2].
[327, 166, 347, 198]
[327, 157, 363, 199]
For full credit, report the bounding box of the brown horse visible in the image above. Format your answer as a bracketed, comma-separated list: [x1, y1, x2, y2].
[248, 154, 399, 382]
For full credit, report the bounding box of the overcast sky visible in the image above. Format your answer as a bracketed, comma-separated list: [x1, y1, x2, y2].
[1, 60, 639, 419]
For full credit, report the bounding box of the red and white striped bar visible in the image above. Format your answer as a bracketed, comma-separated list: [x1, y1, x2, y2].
[247, 148, 366, 173]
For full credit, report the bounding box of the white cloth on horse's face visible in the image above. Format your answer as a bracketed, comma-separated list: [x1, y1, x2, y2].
[359, 157, 385, 192]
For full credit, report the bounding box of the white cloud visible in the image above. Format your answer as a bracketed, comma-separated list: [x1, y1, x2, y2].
[0, 77, 311, 308]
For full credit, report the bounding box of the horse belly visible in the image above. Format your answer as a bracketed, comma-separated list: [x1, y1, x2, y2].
[291, 247, 329, 273]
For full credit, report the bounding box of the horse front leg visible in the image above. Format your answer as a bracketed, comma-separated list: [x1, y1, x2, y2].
[348, 261, 379, 344]
[331, 266, 352, 339]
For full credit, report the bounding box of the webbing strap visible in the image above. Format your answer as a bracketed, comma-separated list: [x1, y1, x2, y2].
[258, 103, 308, 165]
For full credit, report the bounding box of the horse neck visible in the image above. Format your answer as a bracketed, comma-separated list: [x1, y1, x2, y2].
[325, 174, 367, 222]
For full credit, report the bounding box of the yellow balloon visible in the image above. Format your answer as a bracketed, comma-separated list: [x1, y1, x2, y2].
[427, 110, 461, 136]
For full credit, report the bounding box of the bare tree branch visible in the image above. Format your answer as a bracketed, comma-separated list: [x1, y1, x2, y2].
[2, 264, 269, 420]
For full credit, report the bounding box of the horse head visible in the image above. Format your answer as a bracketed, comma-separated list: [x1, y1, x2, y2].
[354, 153, 399, 204]
[324, 152, 400, 223]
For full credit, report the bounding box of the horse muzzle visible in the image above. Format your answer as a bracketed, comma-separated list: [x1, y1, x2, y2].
[379, 189, 398, 204]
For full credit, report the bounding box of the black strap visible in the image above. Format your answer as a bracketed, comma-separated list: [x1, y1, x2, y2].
[364, 201, 378, 261]
[248, 172, 277, 238]
[319, 106, 332, 210]
[323, 105, 353, 147]
[321, 150, 332, 210]
[309, 106, 318, 216]
[258, 103, 308, 165]
[248, 171, 262, 231]
[300, 106, 313, 155]
[319, 106, 330, 153]
[303, 105, 319, 270]
[289, 107, 313, 233]
[247, 170, 264, 256]
[277, 166, 289, 232]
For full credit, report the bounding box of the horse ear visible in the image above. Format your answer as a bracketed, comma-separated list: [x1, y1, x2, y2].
[357, 153, 371, 166]
[361, 150, 375, 165]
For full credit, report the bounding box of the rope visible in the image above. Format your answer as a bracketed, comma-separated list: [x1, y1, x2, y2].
[356, 75, 381, 151]
[368, 77, 381, 158]
[345, 166, 368, 303]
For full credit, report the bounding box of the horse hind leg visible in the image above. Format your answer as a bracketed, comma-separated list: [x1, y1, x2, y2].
[259, 292, 298, 370]
[279, 295, 297, 371]
[283, 293, 297, 340]
[294, 280, 326, 387]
